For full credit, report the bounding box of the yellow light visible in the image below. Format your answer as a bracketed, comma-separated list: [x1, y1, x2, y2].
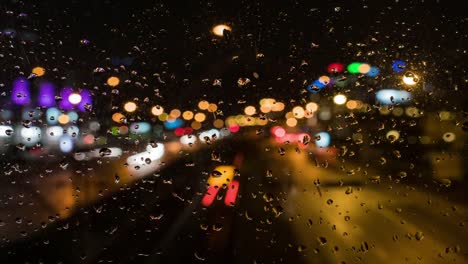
[271, 102, 285, 112]
[107, 76, 120, 87]
[333, 94, 347, 105]
[191, 121, 202, 130]
[212, 24, 232, 37]
[151, 106, 164, 116]
[68, 93, 82, 105]
[292, 106, 305, 119]
[58, 114, 70, 124]
[112, 112, 125, 123]
[442, 132, 456, 143]
[213, 119, 224, 128]
[32, 67, 45, 77]
[182, 111, 194, 120]
[194, 113, 206, 122]
[386, 130, 400, 141]
[256, 117, 268, 126]
[260, 98, 276, 107]
[225, 116, 236, 126]
[305, 102, 319, 112]
[207, 103, 218, 113]
[198, 100, 209, 110]
[402, 72, 419, 85]
[158, 113, 168, 121]
[286, 118, 297, 127]
[124, 102, 137, 112]
[169, 109, 181, 118]
[285, 112, 294, 119]
[244, 106, 256, 116]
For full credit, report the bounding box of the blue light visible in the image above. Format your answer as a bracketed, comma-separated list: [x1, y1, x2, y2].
[315, 132, 331, 148]
[164, 118, 183, 130]
[307, 80, 325, 93]
[366, 67, 380, 77]
[376, 89, 412, 105]
[46, 107, 61, 125]
[130, 122, 152, 134]
[392, 60, 406, 73]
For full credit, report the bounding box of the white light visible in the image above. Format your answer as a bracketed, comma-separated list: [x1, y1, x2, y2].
[376, 89, 412, 105]
[19, 126, 41, 146]
[333, 94, 347, 105]
[45, 126, 64, 142]
[59, 135, 74, 153]
[126, 143, 165, 177]
[199, 129, 220, 143]
[67, 126, 80, 139]
[315, 132, 331, 148]
[180, 135, 197, 145]
[90, 147, 122, 158]
[68, 93, 82, 105]
[0, 126, 14, 138]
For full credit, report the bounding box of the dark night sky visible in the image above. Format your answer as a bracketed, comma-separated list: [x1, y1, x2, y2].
[1, 0, 466, 115]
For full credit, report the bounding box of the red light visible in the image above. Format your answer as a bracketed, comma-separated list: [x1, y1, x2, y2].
[272, 126, 286, 138]
[202, 186, 220, 207]
[327, 62, 344, 74]
[224, 180, 239, 207]
[184, 127, 193, 135]
[174, 127, 185, 137]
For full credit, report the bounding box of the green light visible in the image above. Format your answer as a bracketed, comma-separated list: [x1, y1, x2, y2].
[347, 62, 361, 74]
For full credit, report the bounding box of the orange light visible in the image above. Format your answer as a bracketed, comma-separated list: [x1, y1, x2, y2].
[191, 121, 202, 130]
[198, 100, 209, 110]
[358, 64, 371, 74]
[305, 102, 319, 112]
[207, 103, 218, 113]
[58, 114, 70, 124]
[112, 112, 125, 123]
[107, 76, 120, 87]
[194, 113, 206, 122]
[169, 109, 181, 118]
[271, 102, 285, 112]
[182, 111, 194, 120]
[32, 67, 45, 77]
[212, 24, 232, 37]
[286, 118, 297, 127]
[292, 106, 305, 119]
[213, 119, 224, 128]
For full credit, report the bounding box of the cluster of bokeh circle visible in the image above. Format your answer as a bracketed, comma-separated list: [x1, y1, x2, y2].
[307, 60, 415, 93]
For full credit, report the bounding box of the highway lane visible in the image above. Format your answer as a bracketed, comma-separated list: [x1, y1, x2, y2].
[0, 137, 466, 263]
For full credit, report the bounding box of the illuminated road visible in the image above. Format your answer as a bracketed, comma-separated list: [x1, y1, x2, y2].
[0, 138, 466, 263]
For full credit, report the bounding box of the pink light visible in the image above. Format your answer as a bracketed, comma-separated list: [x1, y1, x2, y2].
[224, 180, 239, 207]
[202, 186, 220, 207]
[229, 124, 240, 133]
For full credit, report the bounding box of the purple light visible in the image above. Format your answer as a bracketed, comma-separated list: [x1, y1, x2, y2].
[11, 78, 31, 105]
[59, 87, 74, 110]
[78, 89, 92, 112]
[38, 82, 55, 107]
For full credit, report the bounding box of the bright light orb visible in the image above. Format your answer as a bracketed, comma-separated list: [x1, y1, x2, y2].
[212, 24, 232, 37]
[333, 94, 347, 105]
[124, 102, 137, 112]
[402, 72, 419, 85]
[68, 93, 82, 105]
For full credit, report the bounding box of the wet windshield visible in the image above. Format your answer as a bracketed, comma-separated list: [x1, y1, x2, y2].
[0, 1, 466, 263]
